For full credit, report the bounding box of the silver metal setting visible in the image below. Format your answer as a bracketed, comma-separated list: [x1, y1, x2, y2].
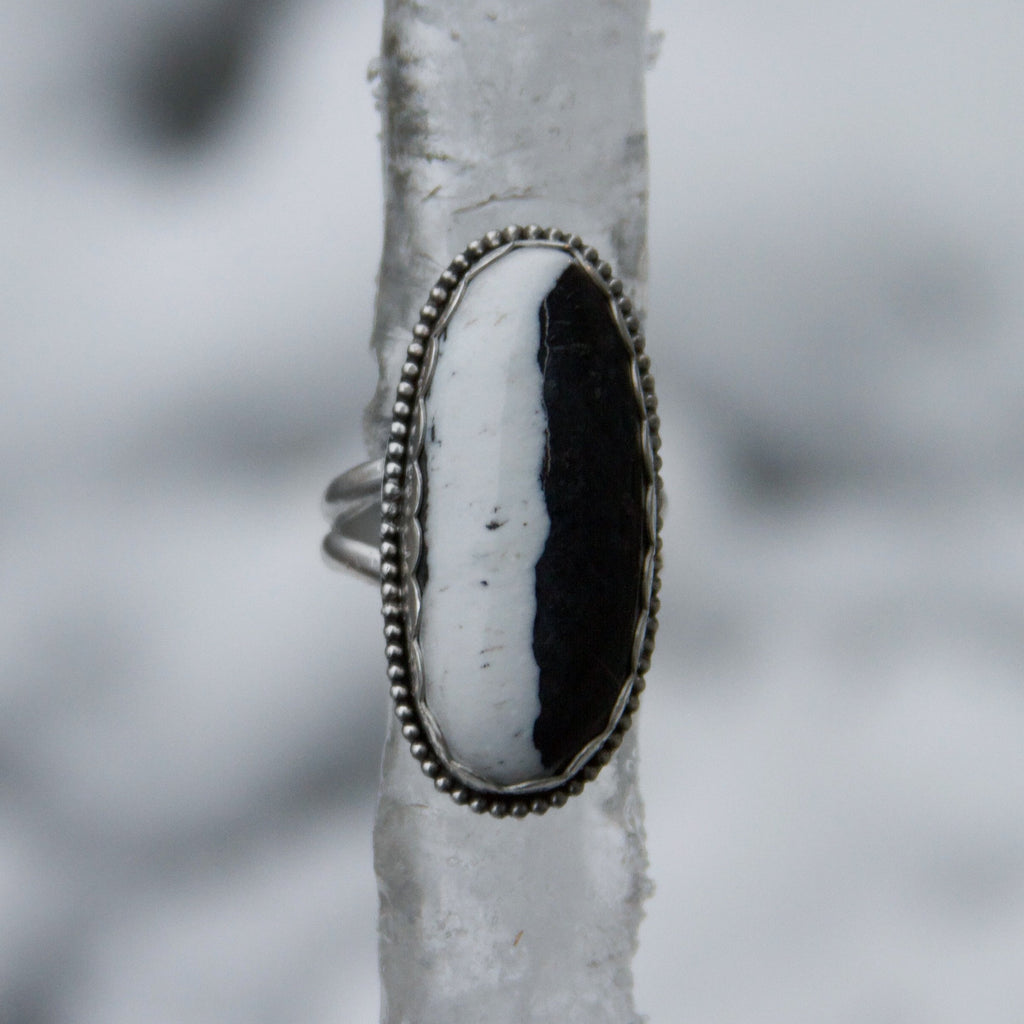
[327, 225, 663, 818]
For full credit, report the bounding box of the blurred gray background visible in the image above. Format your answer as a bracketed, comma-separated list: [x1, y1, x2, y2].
[2, 1, 1023, 1021]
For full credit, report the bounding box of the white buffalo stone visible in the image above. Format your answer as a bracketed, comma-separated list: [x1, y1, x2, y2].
[418, 246, 573, 787]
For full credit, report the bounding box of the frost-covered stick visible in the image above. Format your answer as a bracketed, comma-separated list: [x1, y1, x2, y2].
[366, 3, 651, 1022]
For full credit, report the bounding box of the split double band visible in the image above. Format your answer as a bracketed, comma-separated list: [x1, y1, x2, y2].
[323, 226, 663, 818]
[323, 458, 384, 581]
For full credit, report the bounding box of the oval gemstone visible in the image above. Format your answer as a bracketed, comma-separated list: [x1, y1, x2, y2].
[416, 245, 646, 791]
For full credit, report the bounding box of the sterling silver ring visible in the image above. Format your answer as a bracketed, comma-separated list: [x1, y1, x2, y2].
[323, 225, 663, 817]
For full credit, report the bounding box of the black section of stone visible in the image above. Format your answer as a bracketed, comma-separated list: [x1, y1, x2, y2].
[532, 263, 645, 773]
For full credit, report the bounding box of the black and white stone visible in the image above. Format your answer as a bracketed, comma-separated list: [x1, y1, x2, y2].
[417, 245, 645, 791]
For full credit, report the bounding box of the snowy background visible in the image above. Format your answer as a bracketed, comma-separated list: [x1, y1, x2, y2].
[2, 1, 1023, 1021]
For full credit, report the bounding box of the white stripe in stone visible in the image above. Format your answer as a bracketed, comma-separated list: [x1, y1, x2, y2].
[418, 246, 573, 787]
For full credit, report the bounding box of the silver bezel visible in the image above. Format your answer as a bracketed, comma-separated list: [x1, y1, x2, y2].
[379, 225, 663, 818]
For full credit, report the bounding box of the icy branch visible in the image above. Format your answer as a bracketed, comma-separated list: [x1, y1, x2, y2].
[367, 3, 651, 1021]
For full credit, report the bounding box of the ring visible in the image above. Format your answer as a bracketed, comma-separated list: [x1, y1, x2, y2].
[323, 226, 663, 817]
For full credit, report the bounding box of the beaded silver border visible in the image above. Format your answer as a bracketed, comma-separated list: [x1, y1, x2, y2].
[379, 225, 663, 818]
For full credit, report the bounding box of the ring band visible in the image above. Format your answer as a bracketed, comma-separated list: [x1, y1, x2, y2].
[323, 458, 383, 580]
[323, 225, 662, 817]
